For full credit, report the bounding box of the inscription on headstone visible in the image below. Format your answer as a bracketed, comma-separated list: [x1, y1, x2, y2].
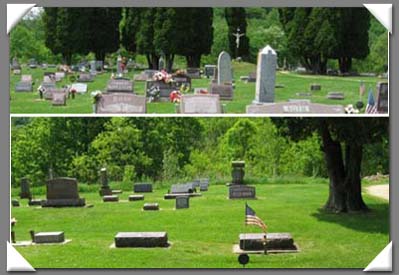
[106, 79, 134, 93]
[42, 177, 85, 207]
[175, 196, 189, 209]
[247, 102, 345, 114]
[96, 93, 146, 114]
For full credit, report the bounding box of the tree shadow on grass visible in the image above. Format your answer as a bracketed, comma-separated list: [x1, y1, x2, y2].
[311, 202, 389, 234]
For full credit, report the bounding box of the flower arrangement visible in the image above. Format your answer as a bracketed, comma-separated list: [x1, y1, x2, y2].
[344, 104, 359, 114]
[153, 70, 173, 83]
[170, 90, 182, 103]
[70, 88, 77, 99]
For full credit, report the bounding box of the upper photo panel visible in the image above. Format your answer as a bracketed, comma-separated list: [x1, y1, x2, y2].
[9, 7, 389, 115]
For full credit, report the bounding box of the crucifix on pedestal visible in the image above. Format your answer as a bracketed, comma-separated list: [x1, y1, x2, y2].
[232, 27, 245, 59]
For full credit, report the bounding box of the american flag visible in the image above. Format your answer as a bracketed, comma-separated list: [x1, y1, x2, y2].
[245, 203, 267, 233]
[365, 88, 378, 114]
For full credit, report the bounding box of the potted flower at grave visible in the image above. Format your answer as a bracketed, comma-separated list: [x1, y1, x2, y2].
[170, 90, 182, 103]
[179, 84, 190, 94]
[70, 88, 77, 99]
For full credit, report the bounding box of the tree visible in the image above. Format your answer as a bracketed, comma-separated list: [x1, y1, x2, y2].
[272, 118, 388, 213]
[225, 8, 250, 60]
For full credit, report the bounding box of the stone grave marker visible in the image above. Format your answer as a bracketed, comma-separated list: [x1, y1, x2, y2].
[103, 195, 119, 202]
[143, 203, 159, 211]
[134, 183, 153, 193]
[90, 61, 97, 75]
[217, 51, 232, 84]
[326, 92, 345, 100]
[51, 91, 67, 106]
[41, 82, 56, 91]
[239, 233, 297, 252]
[296, 92, 312, 97]
[254, 45, 277, 103]
[186, 68, 201, 79]
[55, 72, 65, 82]
[232, 161, 245, 185]
[209, 83, 233, 100]
[70, 83, 87, 94]
[44, 88, 67, 101]
[42, 177, 86, 207]
[170, 183, 196, 194]
[12, 199, 20, 207]
[29, 199, 43, 206]
[179, 94, 222, 114]
[15, 75, 33, 92]
[204, 65, 217, 78]
[114, 232, 168, 247]
[99, 168, 112, 196]
[173, 73, 192, 89]
[145, 80, 176, 99]
[34, 232, 65, 243]
[376, 82, 388, 113]
[20, 177, 31, 199]
[78, 73, 93, 82]
[247, 72, 256, 82]
[95, 93, 146, 114]
[229, 185, 256, 199]
[247, 101, 345, 114]
[129, 195, 144, 201]
[310, 84, 321, 91]
[176, 196, 189, 209]
[106, 79, 134, 93]
[199, 178, 209, 191]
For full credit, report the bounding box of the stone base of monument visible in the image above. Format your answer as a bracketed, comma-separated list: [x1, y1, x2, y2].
[13, 239, 72, 247]
[129, 195, 144, 201]
[164, 193, 202, 200]
[233, 233, 299, 254]
[134, 183, 153, 193]
[103, 195, 119, 202]
[113, 232, 169, 248]
[143, 203, 159, 210]
[99, 187, 113, 196]
[112, 190, 123, 194]
[228, 185, 256, 199]
[42, 198, 86, 207]
[34, 232, 65, 243]
[28, 199, 44, 206]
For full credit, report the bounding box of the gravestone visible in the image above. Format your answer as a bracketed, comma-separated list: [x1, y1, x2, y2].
[44, 88, 67, 101]
[247, 102, 345, 114]
[296, 92, 312, 97]
[20, 177, 31, 199]
[239, 233, 297, 251]
[70, 83, 87, 94]
[176, 196, 189, 209]
[209, 84, 233, 100]
[376, 82, 388, 113]
[247, 72, 257, 82]
[217, 51, 232, 84]
[192, 180, 201, 188]
[29, 59, 38, 68]
[106, 79, 134, 93]
[15, 75, 33, 92]
[12, 199, 20, 207]
[41, 82, 56, 91]
[229, 185, 256, 199]
[96, 60, 104, 71]
[78, 73, 93, 82]
[134, 183, 153, 193]
[310, 84, 321, 91]
[232, 161, 245, 185]
[170, 183, 196, 194]
[204, 65, 217, 78]
[55, 72, 65, 82]
[11, 57, 21, 70]
[186, 68, 201, 79]
[34, 232, 65, 243]
[42, 177, 85, 207]
[173, 73, 192, 89]
[200, 181, 209, 192]
[103, 195, 119, 202]
[134, 70, 158, 81]
[117, 56, 123, 75]
[326, 92, 345, 100]
[114, 232, 168, 247]
[99, 168, 112, 196]
[90, 61, 97, 76]
[179, 94, 222, 114]
[143, 203, 159, 211]
[95, 93, 146, 114]
[254, 45, 277, 103]
[51, 91, 67, 106]
[112, 190, 123, 194]
[145, 80, 176, 99]
[28, 199, 43, 206]
[129, 195, 144, 201]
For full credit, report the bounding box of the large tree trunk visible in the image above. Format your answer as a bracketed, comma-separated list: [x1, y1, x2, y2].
[338, 57, 352, 74]
[320, 121, 368, 213]
[165, 54, 174, 73]
[95, 52, 105, 62]
[63, 53, 72, 65]
[186, 54, 201, 68]
[146, 54, 159, 70]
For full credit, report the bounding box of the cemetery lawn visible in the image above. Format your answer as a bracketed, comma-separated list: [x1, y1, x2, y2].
[9, 62, 385, 114]
[11, 180, 389, 268]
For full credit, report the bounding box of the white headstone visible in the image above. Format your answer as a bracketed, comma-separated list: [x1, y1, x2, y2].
[254, 45, 277, 103]
[217, 51, 232, 85]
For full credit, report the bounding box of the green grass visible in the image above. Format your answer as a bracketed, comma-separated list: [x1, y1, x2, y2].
[10, 62, 384, 114]
[11, 180, 389, 268]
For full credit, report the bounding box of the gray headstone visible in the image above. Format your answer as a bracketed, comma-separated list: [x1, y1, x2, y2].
[42, 177, 85, 207]
[78, 73, 93, 82]
[95, 93, 146, 114]
[376, 82, 388, 113]
[99, 167, 112, 196]
[232, 161, 245, 185]
[34, 232, 65, 243]
[179, 94, 222, 114]
[51, 91, 67, 106]
[90, 61, 97, 75]
[106, 79, 134, 93]
[326, 92, 345, 100]
[103, 195, 119, 202]
[15, 75, 33, 92]
[229, 185, 256, 199]
[145, 80, 176, 99]
[170, 183, 196, 194]
[310, 84, 321, 91]
[175, 196, 189, 209]
[134, 183, 153, 193]
[209, 83, 233, 100]
[239, 233, 296, 251]
[20, 177, 31, 199]
[114, 232, 168, 248]
[143, 203, 159, 211]
[173, 74, 191, 89]
[246, 102, 345, 114]
[12, 199, 20, 207]
[129, 195, 144, 201]
[204, 65, 217, 78]
[164, 193, 202, 199]
[254, 45, 277, 103]
[217, 51, 232, 84]
[55, 72, 65, 81]
[186, 68, 201, 79]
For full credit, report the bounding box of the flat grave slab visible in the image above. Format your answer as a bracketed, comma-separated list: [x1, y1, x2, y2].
[209, 83, 233, 100]
[179, 94, 222, 114]
[128, 195, 144, 201]
[310, 84, 321, 91]
[170, 183, 196, 194]
[143, 203, 159, 211]
[34, 232, 65, 243]
[106, 79, 134, 93]
[103, 195, 119, 202]
[246, 102, 345, 114]
[229, 185, 256, 199]
[114, 232, 168, 248]
[78, 73, 93, 82]
[95, 93, 146, 114]
[134, 183, 153, 193]
[28, 199, 43, 206]
[238, 233, 298, 252]
[164, 193, 202, 200]
[70, 83, 87, 94]
[112, 190, 123, 194]
[327, 92, 345, 100]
